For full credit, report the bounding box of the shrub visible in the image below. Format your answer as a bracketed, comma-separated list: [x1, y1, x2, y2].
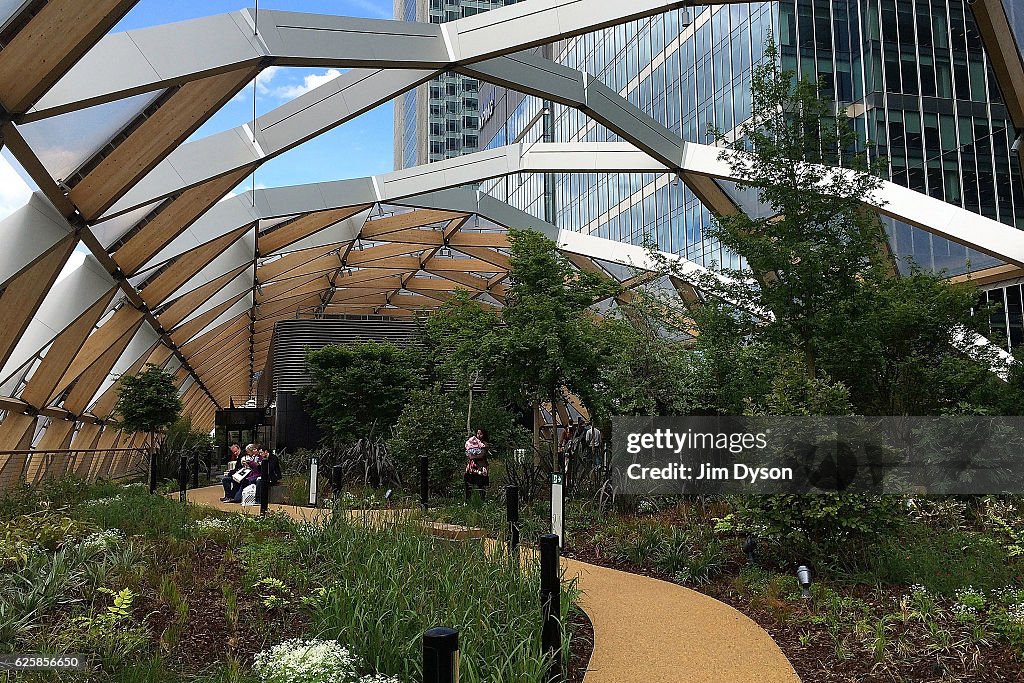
[718, 494, 906, 567]
[390, 387, 465, 493]
[858, 526, 1019, 595]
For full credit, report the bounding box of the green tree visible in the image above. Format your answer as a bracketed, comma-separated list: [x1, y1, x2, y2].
[700, 42, 890, 380]
[114, 364, 183, 450]
[390, 386, 465, 493]
[425, 229, 619, 467]
[302, 341, 422, 445]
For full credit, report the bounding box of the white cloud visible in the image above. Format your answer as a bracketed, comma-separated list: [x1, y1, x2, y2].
[255, 65, 284, 95]
[274, 69, 344, 100]
[0, 155, 32, 221]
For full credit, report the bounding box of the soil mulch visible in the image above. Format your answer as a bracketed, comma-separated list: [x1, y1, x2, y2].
[135, 536, 595, 681]
[566, 607, 595, 683]
[564, 537, 1022, 683]
[138, 539, 308, 674]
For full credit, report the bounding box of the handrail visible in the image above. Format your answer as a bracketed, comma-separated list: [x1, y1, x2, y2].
[0, 447, 149, 491]
[0, 448, 144, 455]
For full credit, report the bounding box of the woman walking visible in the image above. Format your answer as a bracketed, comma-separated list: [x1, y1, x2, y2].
[464, 428, 490, 502]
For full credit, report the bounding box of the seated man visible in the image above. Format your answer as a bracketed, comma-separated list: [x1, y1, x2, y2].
[220, 443, 243, 502]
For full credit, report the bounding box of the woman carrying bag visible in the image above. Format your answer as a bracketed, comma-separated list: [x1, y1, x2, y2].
[464, 428, 490, 502]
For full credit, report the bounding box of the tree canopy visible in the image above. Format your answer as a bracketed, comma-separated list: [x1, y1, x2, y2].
[114, 364, 183, 444]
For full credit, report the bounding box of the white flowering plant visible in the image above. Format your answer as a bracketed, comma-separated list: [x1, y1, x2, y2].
[251, 638, 401, 683]
[82, 528, 126, 552]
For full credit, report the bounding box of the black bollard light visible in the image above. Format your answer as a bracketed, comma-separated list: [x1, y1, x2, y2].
[259, 478, 270, 516]
[539, 533, 561, 682]
[506, 485, 520, 554]
[331, 465, 344, 500]
[743, 536, 758, 565]
[177, 454, 188, 503]
[423, 627, 459, 683]
[420, 455, 429, 510]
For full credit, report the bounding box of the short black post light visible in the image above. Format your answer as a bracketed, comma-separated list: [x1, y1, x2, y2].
[177, 454, 188, 503]
[420, 455, 429, 510]
[384, 489, 394, 509]
[797, 565, 813, 600]
[331, 464, 344, 502]
[539, 534, 562, 682]
[506, 485, 521, 555]
[259, 478, 270, 516]
[423, 627, 459, 683]
[742, 536, 758, 565]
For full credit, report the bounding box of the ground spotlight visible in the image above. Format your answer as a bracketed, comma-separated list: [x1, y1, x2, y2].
[796, 565, 812, 599]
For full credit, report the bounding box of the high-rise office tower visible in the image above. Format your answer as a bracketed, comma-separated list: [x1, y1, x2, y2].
[479, 1, 1024, 279]
[393, 0, 518, 170]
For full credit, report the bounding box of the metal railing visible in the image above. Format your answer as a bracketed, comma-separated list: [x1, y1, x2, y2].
[0, 448, 148, 491]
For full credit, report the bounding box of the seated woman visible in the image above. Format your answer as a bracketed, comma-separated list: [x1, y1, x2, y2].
[220, 443, 244, 502]
[231, 448, 264, 501]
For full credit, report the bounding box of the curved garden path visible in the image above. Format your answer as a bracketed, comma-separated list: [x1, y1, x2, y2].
[186, 485, 800, 682]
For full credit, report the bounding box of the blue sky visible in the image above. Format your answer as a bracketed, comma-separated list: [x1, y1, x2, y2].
[0, 0, 399, 221]
[115, 0, 399, 191]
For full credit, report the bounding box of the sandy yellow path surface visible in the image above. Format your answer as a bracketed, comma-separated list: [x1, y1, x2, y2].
[184, 485, 799, 682]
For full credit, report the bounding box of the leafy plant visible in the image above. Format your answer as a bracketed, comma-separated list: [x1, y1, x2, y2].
[115, 364, 183, 450]
[390, 386, 465, 493]
[302, 341, 423, 445]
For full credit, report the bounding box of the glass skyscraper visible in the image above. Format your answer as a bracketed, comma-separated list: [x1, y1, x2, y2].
[393, 0, 518, 169]
[478, 1, 1024, 277]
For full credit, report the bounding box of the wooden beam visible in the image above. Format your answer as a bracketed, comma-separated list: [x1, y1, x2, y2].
[259, 206, 371, 254]
[61, 334, 155, 415]
[169, 291, 249, 346]
[950, 263, 1024, 287]
[19, 288, 119, 408]
[88, 342, 171, 419]
[0, 235, 78, 369]
[256, 274, 330, 305]
[449, 232, 511, 248]
[347, 242, 428, 266]
[451, 246, 511, 270]
[158, 263, 250, 328]
[364, 227, 444, 247]
[70, 68, 259, 220]
[114, 167, 256, 275]
[0, 0, 139, 113]
[973, 0, 1024, 126]
[361, 209, 467, 238]
[257, 245, 343, 283]
[681, 173, 742, 216]
[254, 294, 322, 322]
[425, 269, 490, 291]
[179, 312, 249, 357]
[322, 305, 418, 317]
[140, 224, 250, 305]
[50, 306, 144, 401]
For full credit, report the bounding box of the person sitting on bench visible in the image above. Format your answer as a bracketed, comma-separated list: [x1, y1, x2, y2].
[220, 443, 243, 501]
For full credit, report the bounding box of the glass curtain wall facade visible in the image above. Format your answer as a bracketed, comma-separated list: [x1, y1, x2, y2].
[393, 0, 517, 169]
[479, 1, 1024, 275]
